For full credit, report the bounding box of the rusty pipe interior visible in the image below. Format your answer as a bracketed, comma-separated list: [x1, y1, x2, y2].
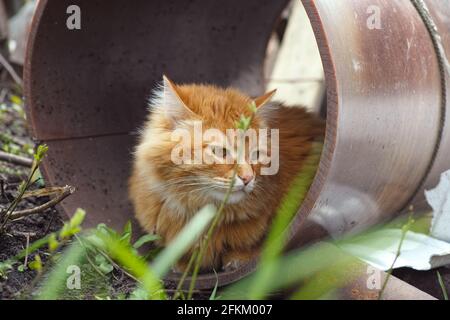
[24, 0, 450, 288]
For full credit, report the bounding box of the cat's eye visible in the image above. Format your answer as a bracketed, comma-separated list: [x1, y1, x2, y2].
[210, 146, 230, 159]
[250, 148, 270, 164]
[250, 149, 261, 162]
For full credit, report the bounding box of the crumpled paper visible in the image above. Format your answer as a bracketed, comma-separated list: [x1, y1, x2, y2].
[341, 169, 450, 271]
[340, 229, 450, 271]
[426, 170, 450, 243]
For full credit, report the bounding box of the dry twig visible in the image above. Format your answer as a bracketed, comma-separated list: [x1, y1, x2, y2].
[0, 150, 33, 167]
[0, 51, 23, 86]
[9, 185, 76, 221]
[23, 233, 30, 269]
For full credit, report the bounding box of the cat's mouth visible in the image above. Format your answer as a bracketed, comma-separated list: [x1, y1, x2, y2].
[206, 176, 256, 204]
[210, 182, 255, 204]
[210, 190, 247, 204]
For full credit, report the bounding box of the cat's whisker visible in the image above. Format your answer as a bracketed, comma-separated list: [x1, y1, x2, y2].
[213, 186, 240, 192]
[171, 181, 215, 189]
[176, 185, 220, 197]
[149, 176, 210, 187]
[253, 184, 266, 193]
[147, 181, 199, 191]
[151, 178, 198, 186]
[213, 177, 231, 181]
[147, 176, 220, 194]
[213, 181, 235, 188]
[171, 183, 212, 190]
[213, 182, 233, 187]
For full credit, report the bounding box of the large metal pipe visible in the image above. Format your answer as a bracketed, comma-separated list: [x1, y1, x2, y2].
[24, 0, 450, 288]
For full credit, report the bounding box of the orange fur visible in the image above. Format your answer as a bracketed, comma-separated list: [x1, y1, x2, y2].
[129, 77, 324, 271]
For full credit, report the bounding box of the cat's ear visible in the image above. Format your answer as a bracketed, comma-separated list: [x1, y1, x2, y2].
[254, 89, 277, 108]
[254, 89, 278, 123]
[160, 75, 195, 120]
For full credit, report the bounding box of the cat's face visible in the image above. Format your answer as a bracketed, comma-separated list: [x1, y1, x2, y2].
[189, 128, 264, 204]
[139, 76, 276, 205]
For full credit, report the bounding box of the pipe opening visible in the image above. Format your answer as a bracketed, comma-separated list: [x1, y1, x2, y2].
[25, 0, 330, 288]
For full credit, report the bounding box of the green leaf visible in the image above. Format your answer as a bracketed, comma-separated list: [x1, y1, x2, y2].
[133, 234, 160, 249]
[0, 261, 13, 277]
[34, 144, 48, 162]
[121, 221, 132, 244]
[236, 115, 252, 130]
[59, 209, 86, 239]
[98, 261, 114, 274]
[94, 253, 106, 264]
[89, 231, 165, 299]
[70, 209, 86, 228]
[123, 221, 132, 234]
[96, 223, 118, 238]
[248, 101, 257, 113]
[152, 204, 216, 278]
[129, 287, 149, 300]
[48, 234, 59, 252]
[10, 94, 23, 106]
[28, 254, 42, 272]
[93, 254, 114, 275]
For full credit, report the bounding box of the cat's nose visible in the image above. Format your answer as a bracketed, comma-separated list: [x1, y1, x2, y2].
[239, 173, 254, 185]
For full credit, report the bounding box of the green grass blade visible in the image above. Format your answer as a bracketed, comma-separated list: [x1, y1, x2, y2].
[221, 242, 358, 299]
[92, 232, 166, 300]
[247, 142, 322, 299]
[36, 242, 86, 300]
[133, 234, 160, 249]
[209, 270, 219, 300]
[151, 204, 216, 278]
[437, 271, 449, 300]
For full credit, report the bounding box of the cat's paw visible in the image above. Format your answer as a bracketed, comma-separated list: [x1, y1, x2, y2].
[171, 265, 184, 274]
[222, 259, 244, 272]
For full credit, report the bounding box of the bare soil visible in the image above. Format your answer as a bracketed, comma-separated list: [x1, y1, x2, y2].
[0, 83, 138, 299]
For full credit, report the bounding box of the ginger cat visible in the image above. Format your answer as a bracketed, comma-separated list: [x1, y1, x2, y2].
[129, 75, 324, 271]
